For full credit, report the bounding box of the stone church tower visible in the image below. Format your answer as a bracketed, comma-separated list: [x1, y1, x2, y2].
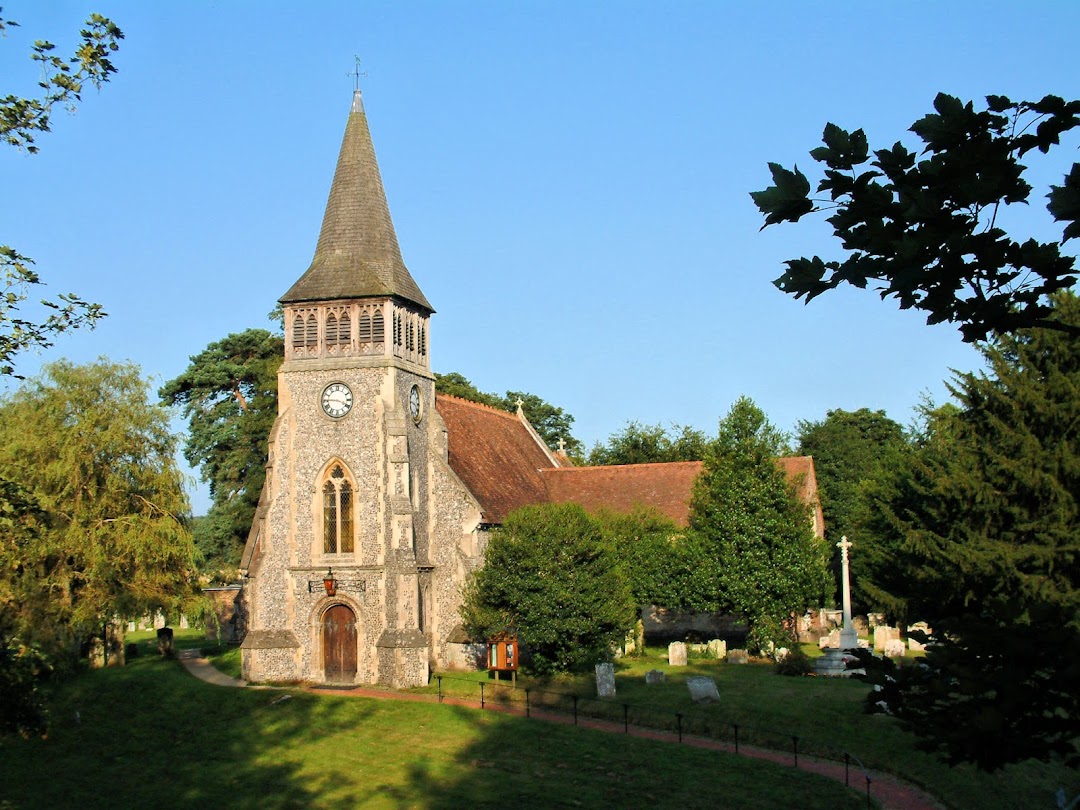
[240, 89, 478, 688]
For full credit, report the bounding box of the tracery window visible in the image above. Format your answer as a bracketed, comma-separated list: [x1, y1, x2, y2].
[325, 314, 339, 345]
[372, 311, 384, 343]
[322, 464, 354, 554]
[338, 312, 351, 344]
[291, 315, 304, 349]
[305, 315, 318, 348]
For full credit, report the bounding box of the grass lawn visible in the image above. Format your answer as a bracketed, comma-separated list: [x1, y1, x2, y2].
[416, 646, 1078, 810]
[1, 632, 872, 810]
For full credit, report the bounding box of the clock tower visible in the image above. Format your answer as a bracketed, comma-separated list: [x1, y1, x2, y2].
[240, 88, 442, 687]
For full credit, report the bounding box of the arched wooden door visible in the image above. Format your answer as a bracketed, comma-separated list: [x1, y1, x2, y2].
[322, 604, 357, 683]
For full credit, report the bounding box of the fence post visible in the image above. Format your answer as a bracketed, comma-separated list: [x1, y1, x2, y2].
[623, 704, 629, 733]
[437, 676, 442, 703]
[792, 736, 799, 768]
[844, 752, 850, 787]
[733, 723, 739, 754]
[525, 688, 530, 718]
[676, 712, 683, 743]
[480, 681, 485, 709]
[865, 776, 872, 809]
[572, 694, 578, 724]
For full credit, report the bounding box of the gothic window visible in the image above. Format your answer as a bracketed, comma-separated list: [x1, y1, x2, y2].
[292, 315, 304, 349]
[305, 315, 318, 348]
[322, 464, 355, 554]
[325, 313, 338, 345]
[338, 312, 351, 344]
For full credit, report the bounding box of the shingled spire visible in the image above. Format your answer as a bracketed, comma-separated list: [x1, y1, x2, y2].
[281, 90, 432, 312]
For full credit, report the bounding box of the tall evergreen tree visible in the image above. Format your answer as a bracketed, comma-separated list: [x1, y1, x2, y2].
[688, 397, 829, 651]
[588, 421, 709, 466]
[859, 292, 1080, 769]
[796, 408, 906, 607]
[160, 329, 282, 572]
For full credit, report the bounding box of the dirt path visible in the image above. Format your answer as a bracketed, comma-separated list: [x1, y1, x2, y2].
[177, 653, 945, 810]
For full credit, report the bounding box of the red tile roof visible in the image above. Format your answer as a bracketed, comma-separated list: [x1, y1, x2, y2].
[541, 462, 703, 526]
[435, 393, 822, 534]
[435, 394, 554, 523]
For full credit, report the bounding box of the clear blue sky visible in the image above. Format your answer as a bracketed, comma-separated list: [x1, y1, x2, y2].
[2, 1, 1078, 514]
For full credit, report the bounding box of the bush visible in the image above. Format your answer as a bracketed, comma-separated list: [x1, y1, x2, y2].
[775, 645, 814, 676]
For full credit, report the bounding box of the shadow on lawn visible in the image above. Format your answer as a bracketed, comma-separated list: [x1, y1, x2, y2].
[0, 642, 381, 810]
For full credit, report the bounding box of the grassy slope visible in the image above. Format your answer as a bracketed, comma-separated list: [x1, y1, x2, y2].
[419, 648, 1078, 810]
[0, 636, 869, 810]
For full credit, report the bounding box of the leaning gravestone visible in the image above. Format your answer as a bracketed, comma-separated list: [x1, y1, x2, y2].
[645, 669, 666, 685]
[687, 676, 720, 704]
[707, 639, 727, 659]
[727, 648, 749, 664]
[595, 662, 616, 698]
[668, 641, 688, 666]
[157, 627, 175, 658]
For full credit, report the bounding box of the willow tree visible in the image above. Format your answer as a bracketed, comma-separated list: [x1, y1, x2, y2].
[0, 359, 200, 667]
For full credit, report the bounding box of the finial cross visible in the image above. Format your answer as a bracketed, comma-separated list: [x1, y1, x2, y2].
[348, 55, 367, 91]
[515, 398, 524, 411]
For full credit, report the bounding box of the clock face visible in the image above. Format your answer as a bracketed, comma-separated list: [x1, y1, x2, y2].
[321, 382, 353, 418]
[409, 385, 422, 423]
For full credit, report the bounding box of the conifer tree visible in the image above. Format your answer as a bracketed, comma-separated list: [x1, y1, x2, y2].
[688, 397, 829, 651]
[859, 291, 1080, 769]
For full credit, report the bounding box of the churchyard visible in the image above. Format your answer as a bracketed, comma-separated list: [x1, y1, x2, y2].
[416, 644, 1073, 810]
[2, 629, 1071, 809]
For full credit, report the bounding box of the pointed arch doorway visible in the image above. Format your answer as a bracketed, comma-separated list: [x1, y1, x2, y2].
[322, 604, 357, 683]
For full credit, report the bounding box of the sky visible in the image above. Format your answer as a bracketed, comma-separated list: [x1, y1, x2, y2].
[2, 1, 1078, 514]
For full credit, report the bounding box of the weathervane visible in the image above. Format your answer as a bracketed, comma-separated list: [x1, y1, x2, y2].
[347, 55, 367, 92]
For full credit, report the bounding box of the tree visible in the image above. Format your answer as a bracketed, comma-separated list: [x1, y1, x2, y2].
[595, 507, 700, 610]
[461, 503, 635, 675]
[434, 371, 583, 456]
[796, 408, 906, 607]
[0, 360, 200, 671]
[752, 93, 1080, 342]
[857, 292, 1080, 769]
[587, 421, 709, 466]
[688, 397, 829, 651]
[160, 329, 282, 571]
[1, 10, 123, 376]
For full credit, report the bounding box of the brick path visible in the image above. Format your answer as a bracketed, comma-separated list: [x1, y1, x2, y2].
[178, 653, 945, 810]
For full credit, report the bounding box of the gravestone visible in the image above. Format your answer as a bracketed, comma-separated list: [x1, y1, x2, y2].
[908, 636, 926, 652]
[595, 662, 616, 698]
[852, 615, 870, 637]
[884, 638, 906, 658]
[687, 676, 720, 704]
[873, 625, 900, 652]
[727, 648, 749, 664]
[157, 627, 175, 658]
[668, 641, 688, 666]
[125, 642, 139, 659]
[645, 669, 666, 685]
[707, 639, 727, 659]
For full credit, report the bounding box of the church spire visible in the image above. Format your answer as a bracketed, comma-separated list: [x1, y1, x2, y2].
[281, 89, 432, 312]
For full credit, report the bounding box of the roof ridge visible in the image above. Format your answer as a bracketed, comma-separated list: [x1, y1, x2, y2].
[435, 392, 516, 419]
[546, 460, 705, 473]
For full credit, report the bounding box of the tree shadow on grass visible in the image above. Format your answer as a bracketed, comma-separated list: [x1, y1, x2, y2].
[0, 646, 377, 810]
[394, 702, 872, 809]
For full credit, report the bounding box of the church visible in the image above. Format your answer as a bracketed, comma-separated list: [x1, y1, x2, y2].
[238, 89, 823, 688]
